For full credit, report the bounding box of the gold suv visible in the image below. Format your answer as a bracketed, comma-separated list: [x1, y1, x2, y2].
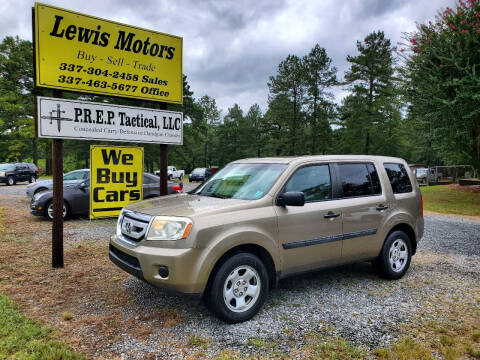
[110, 156, 424, 323]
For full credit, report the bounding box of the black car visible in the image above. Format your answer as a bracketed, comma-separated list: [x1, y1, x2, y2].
[189, 168, 212, 182]
[30, 172, 183, 220]
[0, 162, 39, 186]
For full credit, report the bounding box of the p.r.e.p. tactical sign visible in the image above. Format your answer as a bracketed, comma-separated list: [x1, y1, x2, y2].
[34, 2, 183, 104]
[37, 96, 183, 144]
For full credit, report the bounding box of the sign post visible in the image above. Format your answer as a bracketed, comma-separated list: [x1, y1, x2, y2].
[51, 138, 63, 267]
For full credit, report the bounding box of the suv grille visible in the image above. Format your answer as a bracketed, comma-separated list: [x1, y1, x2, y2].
[120, 210, 151, 244]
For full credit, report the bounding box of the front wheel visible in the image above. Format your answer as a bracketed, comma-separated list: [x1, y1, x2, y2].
[7, 176, 15, 186]
[206, 253, 268, 323]
[45, 201, 68, 220]
[375, 231, 412, 280]
[29, 175, 36, 184]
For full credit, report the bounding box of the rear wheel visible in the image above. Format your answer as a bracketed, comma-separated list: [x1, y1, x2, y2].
[206, 253, 268, 323]
[6, 176, 15, 186]
[45, 201, 69, 220]
[375, 230, 412, 280]
[29, 175, 36, 184]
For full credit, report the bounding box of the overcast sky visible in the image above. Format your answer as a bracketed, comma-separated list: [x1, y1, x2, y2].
[1, 0, 455, 115]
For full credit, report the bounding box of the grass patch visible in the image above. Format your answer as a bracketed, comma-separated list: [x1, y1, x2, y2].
[374, 337, 433, 360]
[187, 334, 209, 347]
[247, 337, 268, 348]
[421, 185, 480, 216]
[0, 292, 82, 359]
[303, 334, 366, 359]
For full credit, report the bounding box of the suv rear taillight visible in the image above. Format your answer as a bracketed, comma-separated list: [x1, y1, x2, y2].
[420, 195, 423, 218]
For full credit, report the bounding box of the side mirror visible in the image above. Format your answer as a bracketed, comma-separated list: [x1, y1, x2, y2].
[78, 181, 88, 190]
[276, 191, 305, 207]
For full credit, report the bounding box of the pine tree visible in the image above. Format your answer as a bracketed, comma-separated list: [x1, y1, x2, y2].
[343, 31, 398, 155]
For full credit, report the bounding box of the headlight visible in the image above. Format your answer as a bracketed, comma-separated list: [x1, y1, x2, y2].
[116, 209, 125, 237]
[0, 171, 5, 177]
[147, 216, 192, 241]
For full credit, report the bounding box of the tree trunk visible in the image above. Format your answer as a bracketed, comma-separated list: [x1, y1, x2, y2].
[365, 131, 370, 155]
[204, 142, 208, 168]
[33, 138, 38, 165]
[291, 89, 297, 155]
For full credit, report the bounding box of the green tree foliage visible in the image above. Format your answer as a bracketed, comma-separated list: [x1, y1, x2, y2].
[401, 0, 480, 170]
[268, 55, 305, 155]
[0, 36, 36, 163]
[342, 31, 401, 155]
[303, 45, 337, 154]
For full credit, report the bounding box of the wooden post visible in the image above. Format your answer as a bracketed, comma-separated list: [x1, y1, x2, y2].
[158, 102, 168, 196]
[160, 144, 168, 196]
[52, 89, 64, 268]
[52, 138, 63, 267]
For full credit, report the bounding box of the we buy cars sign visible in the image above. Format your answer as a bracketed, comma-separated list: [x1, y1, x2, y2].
[90, 145, 143, 219]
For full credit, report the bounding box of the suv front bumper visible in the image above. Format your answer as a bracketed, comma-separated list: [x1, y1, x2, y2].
[109, 235, 207, 296]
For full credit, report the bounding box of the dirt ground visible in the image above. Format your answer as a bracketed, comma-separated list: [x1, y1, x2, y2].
[0, 185, 479, 359]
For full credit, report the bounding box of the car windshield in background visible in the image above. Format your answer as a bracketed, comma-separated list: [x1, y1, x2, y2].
[192, 168, 206, 175]
[63, 170, 88, 181]
[194, 163, 287, 200]
[0, 164, 14, 171]
[416, 169, 427, 175]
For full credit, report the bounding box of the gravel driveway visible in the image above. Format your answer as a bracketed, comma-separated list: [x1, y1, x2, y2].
[1, 184, 479, 359]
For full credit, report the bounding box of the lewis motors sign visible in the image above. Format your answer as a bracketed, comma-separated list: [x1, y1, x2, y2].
[37, 96, 183, 144]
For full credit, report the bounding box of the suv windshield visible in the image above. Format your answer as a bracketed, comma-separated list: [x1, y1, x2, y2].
[194, 163, 287, 200]
[0, 164, 14, 171]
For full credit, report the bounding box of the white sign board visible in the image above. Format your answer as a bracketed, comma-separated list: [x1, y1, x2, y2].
[36, 96, 183, 144]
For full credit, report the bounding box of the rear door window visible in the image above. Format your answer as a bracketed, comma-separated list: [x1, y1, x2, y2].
[284, 165, 331, 202]
[337, 163, 374, 198]
[383, 163, 412, 194]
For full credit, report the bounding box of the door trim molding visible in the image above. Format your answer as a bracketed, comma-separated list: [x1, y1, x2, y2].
[282, 228, 377, 250]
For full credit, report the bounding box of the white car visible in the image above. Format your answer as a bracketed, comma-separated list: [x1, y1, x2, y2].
[155, 166, 185, 180]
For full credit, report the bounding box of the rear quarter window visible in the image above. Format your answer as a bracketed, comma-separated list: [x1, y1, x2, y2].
[383, 163, 412, 194]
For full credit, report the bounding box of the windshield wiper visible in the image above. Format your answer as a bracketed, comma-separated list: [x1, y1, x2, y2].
[200, 193, 228, 199]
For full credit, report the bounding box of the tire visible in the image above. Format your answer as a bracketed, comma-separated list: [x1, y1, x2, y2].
[168, 174, 172, 181]
[6, 176, 15, 186]
[29, 175, 36, 184]
[45, 201, 69, 220]
[206, 253, 269, 323]
[375, 231, 412, 280]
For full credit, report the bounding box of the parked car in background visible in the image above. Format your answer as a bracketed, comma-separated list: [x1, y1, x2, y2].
[413, 168, 440, 184]
[26, 169, 89, 198]
[0, 162, 38, 186]
[189, 168, 212, 182]
[155, 166, 185, 180]
[30, 172, 182, 220]
[110, 155, 423, 323]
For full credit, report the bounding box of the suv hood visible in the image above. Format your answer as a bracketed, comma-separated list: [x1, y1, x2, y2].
[124, 193, 256, 218]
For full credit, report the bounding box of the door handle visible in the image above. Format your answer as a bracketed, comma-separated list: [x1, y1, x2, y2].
[324, 211, 341, 219]
[376, 204, 389, 211]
